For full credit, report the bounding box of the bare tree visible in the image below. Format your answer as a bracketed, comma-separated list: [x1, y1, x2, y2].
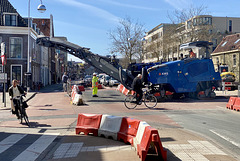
[167, 5, 208, 24]
[108, 17, 145, 67]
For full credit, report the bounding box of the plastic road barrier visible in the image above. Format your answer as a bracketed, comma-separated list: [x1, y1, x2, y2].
[133, 121, 150, 149]
[233, 97, 240, 111]
[72, 93, 83, 105]
[98, 115, 123, 140]
[137, 126, 167, 161]
[75, 113, 102, 136]
[118, 117, 140, 144]
[226, 97, 237, 110]
[71, 85, 84, 105]
[78, 85, 85, 91]
[98, 84, 103, 89]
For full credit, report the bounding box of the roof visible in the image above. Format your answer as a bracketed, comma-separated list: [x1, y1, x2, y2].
[213, 34, 240, 53]
[33, 18, 51, 37]
[0, 0, 27, 27]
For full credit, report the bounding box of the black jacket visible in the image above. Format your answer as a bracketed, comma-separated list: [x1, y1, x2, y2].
[9, 85, 25, 99]
[132, 77, 144, 91]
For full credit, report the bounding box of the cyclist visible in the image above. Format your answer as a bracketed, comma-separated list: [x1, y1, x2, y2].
[9, 80, 27, 119]
[132, 74, 144, 105]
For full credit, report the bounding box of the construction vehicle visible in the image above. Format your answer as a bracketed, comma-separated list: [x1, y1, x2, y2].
[36, 37, 221, 99]
[218, 64, 238, 90]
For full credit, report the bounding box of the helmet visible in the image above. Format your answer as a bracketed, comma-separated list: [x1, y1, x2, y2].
[93, 73, 97, 76]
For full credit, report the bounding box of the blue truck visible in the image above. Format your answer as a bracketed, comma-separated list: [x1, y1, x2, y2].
[36, 37, 221, 100]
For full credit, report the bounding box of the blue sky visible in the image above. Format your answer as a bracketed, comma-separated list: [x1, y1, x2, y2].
[8, 0, 240, 62]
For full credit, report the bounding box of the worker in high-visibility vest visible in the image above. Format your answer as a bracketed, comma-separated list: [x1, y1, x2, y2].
[92, 73, 98, 97]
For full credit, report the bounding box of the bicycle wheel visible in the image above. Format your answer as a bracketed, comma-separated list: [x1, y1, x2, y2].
[124, 95, 137, 109]
[144, 94, 157, 109]
[22, 109, 30, 126]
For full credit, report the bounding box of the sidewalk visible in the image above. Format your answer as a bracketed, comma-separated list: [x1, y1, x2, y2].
[0, 91, 37, 110]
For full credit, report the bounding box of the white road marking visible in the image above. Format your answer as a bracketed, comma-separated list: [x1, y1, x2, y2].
[0, 134, 26, 153]
[13, 133, 59, 161]
[210, 129, 240, 148]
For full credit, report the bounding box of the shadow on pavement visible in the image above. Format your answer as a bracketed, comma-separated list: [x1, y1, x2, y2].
[29, 122, 52, 128]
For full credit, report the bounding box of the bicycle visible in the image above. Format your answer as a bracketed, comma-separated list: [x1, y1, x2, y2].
[124, 89, 158, 109]
[13, 94, 30, 126]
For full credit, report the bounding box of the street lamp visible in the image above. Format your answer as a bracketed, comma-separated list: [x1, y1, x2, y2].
[27, 0, 46, 91]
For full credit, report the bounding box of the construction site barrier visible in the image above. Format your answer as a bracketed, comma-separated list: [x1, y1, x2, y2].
[133, 121, 150, 149]
[98, 84, 103, 89]
[118, 117, 140, 144]
[137, 126, 167, 161]
[78, 85, 85, 91]
[71, 85, 83, 105]
[98, 115, 123, 140]
[233, 97, 240, 111]
[75, 114, 167, 160]
[75, 113, 102, 136]
[226, 97, 237, 110]
[116, 84, 130, 95]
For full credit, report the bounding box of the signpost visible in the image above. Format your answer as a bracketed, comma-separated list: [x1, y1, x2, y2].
[1, 42, 6, 107]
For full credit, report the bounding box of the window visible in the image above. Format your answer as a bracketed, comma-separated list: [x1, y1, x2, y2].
[234, 39, 240, 44]
[9, 37, 22, 58]
[11, 65, 22, 83]
[233, 54, 236, 66]
[221, 41, 228, 47]
[216, 57, 219, 65]
[4, 14, 17, 26]
[0, 37, 2, 43]
[229, 20, 232, 32]
[187, 21, 192, 29]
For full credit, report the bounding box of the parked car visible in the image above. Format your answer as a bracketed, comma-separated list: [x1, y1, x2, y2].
[100, 75, 111, 86]
[98, 73, 105, 83]
[83, 75, 92, 87]
[109, 77, 120, 87]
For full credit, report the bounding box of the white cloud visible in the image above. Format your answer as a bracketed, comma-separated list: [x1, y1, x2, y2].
[164, 0, 190, 10]
[56, 0, 120, 22]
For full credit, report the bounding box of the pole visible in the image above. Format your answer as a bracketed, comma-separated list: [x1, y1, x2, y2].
[27, 0, 31, 93]
[3, 66, 6, 107]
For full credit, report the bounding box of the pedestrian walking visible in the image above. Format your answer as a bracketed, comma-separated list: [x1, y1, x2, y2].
[62, 72, 68, 92]
[92, 73, 98, 97]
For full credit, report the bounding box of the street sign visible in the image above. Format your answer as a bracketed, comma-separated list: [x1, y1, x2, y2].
[1, 42, 5, 56]
[0, 73, 7, 83]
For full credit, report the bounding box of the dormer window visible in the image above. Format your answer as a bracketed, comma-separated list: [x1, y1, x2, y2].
[4, 13, 17, 26]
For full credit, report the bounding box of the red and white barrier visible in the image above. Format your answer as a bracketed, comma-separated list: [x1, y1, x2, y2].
[232, 97, 240, 111]
[137, 126, 167, 161]
[98, 115, 123, 140]
[133, 121, 150, 149]
[117, 117, 140, 144]
[75, 114, 167, 161]
[75, 113, 102, 136]
[71, 85, 83, 105]
[226, 97, 237, 110]
[116, 84, 131, 95]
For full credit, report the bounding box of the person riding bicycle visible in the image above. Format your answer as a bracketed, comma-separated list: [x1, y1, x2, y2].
[132, 74, 144, 105]
[9, 80, 27, 119]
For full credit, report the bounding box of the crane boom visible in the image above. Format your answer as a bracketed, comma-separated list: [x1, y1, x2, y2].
[36, 36, 134, 89]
